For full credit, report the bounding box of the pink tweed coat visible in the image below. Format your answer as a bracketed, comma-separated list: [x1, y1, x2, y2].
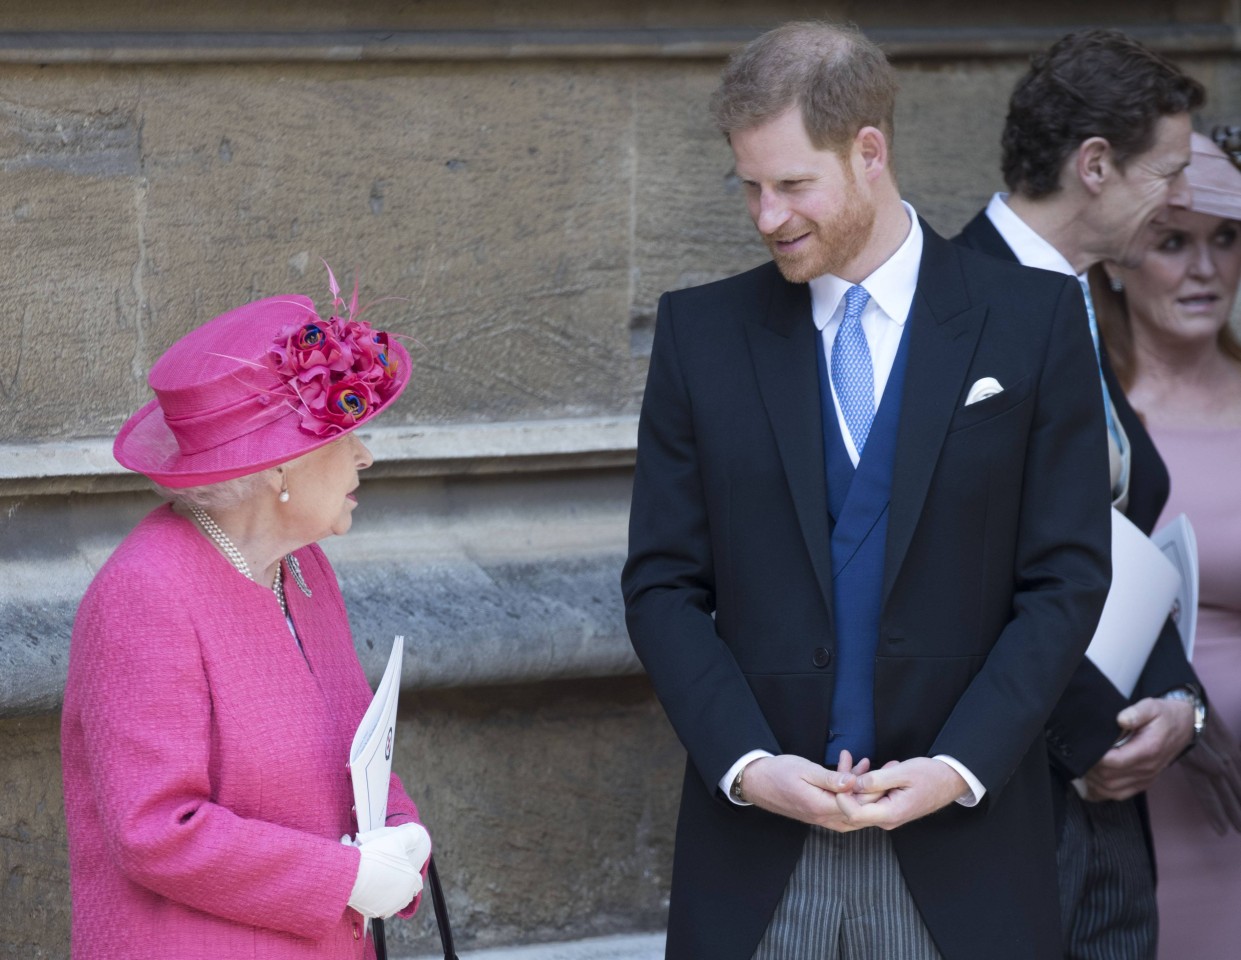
[62, 505, 422, 959]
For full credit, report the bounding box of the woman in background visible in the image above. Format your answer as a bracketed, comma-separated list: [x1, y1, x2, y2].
[62, 271, 430, 959]
[1095, 128, 1241, 958]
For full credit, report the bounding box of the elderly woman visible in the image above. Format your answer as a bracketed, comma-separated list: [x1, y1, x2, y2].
[1094, 130, 1241, 958]
[61, 274, 431, 959]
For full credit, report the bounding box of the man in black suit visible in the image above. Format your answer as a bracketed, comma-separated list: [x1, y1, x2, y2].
[954, 29, 1205, 960]
[622, 22, 1111, 960]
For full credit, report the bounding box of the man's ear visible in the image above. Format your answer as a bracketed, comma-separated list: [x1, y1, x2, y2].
[854, 126, 889, 183]
[1075, 136, 1114, 196]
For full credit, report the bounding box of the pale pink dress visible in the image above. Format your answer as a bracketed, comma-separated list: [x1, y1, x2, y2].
[1145, 425, 1241, 959]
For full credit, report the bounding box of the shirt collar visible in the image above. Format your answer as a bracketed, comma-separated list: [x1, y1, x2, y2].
[985, 192, 1081, 279]
[809, 201, 923, 330]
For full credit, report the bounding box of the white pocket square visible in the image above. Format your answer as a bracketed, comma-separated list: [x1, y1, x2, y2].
[965, 377, 1004, 406]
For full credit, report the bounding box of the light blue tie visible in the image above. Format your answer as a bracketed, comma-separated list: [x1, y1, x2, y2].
[831, 284, 875, 454]
[1078, 278, 1128, 479]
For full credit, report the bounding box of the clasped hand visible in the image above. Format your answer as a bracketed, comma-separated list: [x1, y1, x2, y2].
[344, 822, 432, 920]
[742, 752, 967, 832]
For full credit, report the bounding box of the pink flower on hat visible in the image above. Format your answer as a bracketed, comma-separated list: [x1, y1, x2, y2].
[334, 320, 400, 386]
[265, 266, 407, 437]
[271, 322, 350, 381]
[324, 378, 380, 428]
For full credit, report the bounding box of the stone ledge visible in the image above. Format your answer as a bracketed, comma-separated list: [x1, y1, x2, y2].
[0, 549, 638, 717]
[403, 932, 665, 960]
[0, 415, 639, 496]
[0, 467, 637, 716]
[0, 24, 1234, 63]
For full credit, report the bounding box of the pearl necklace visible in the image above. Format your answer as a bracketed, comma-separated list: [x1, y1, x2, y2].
[189, 506, 288, 619]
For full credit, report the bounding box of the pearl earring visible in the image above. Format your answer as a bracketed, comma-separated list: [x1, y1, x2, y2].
[278, 471, 290, 503]
[1109, 275, 1124, 293]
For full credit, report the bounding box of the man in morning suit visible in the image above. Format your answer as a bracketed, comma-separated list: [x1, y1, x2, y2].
[954, 30, 1216, 959]
[622, 22, 1111, 960]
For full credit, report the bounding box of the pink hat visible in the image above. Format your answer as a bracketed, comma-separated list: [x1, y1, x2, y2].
[1187, 131, 1241, 221]
[114, 270, 411, 488]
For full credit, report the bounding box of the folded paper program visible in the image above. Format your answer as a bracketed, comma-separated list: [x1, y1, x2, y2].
[350, 636, 406, 835]
[1085, 509, 1181, 698]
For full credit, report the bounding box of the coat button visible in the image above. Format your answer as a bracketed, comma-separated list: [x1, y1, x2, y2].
[812, 647, 832, 668]
[353, 922, 361, 940]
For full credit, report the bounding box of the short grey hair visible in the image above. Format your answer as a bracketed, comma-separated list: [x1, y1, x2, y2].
[151, 471, 271, 510]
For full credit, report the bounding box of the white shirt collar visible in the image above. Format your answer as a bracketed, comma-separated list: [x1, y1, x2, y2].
[984, 192, 1081, 279]
[808, 201, 923, 330]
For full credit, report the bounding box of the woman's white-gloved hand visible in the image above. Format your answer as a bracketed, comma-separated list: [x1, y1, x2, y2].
[345, 823, 432, 919]
[352, 822, 433, 873]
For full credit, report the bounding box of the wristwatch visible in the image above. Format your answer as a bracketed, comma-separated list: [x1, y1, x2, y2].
[1165, 686, 1207, 748]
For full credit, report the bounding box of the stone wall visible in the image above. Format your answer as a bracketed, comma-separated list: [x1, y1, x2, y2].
[1, 1, 1239, 957]
[1, 5, 1239, 445]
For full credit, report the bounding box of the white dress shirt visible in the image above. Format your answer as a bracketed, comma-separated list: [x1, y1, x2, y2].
[722, 203, 984, 808]
[984, 192, 1078, 276]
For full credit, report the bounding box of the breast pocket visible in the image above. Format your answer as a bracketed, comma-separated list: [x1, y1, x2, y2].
[946, 374, 1033, 434]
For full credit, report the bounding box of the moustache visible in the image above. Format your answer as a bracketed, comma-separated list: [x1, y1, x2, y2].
[765, 227, 813, 244]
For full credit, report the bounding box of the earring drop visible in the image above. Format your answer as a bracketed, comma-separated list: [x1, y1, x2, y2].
[278, 471, 290, 503]
[1109, 275, 1124, 293]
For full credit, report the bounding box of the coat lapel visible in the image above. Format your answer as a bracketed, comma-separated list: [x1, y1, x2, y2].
[744, 273, 835, 621]
[883, 226, 987, 606]
[956, 210, 1019, 264]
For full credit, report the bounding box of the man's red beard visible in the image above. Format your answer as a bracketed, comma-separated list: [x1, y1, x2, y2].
[764, 183, 876, 284]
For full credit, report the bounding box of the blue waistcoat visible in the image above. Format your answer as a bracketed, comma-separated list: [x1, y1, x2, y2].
[815, 321, 910, 765]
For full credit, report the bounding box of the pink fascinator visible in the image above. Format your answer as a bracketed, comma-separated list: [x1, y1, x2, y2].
[114, 264, 411, 488]
[1186, 131, 1241, 221]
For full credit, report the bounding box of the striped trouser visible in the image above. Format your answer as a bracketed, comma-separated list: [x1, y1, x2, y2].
[752, 825, 943, 960]
[1058, 788, 1157, 960]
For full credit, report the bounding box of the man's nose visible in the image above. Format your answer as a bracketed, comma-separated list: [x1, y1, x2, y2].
[754, 190, 791, 235]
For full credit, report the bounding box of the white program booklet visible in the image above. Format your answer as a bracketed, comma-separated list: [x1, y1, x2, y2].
[349, 635, 406, 833]
[1084, 509, 1181, 698]
[1150, 514, 1199, 662]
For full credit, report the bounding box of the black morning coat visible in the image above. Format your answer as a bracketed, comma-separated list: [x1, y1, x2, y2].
[956, 209, 1200, 855]
[622, 222, 1113, 960]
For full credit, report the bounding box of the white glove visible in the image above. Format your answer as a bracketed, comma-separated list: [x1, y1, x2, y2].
[353, 822, 432, 872]
[344, 823, 431, 919]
